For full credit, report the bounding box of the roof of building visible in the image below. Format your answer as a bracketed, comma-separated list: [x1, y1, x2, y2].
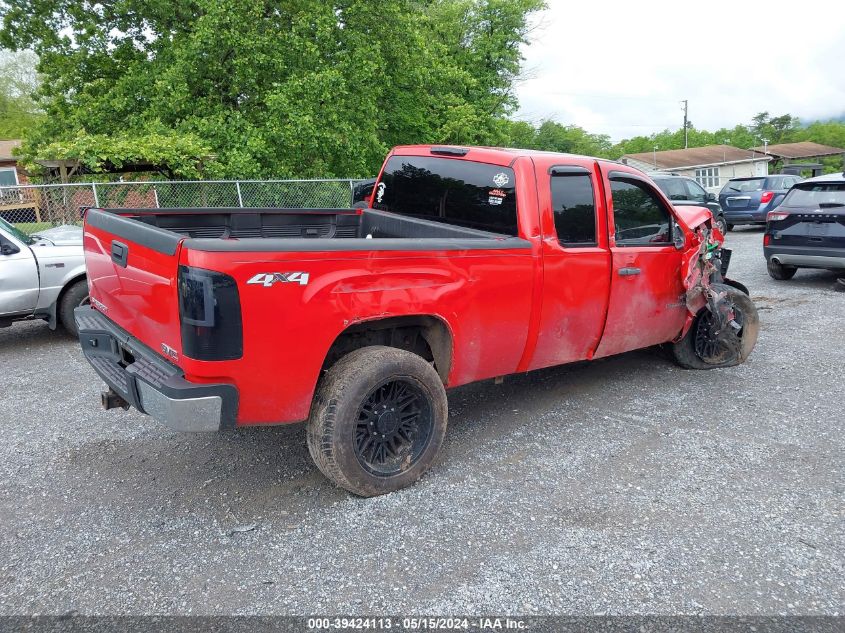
[0, 139, 22, 161]
[621, 145, 768, 170]
[750, 141, 845, 159]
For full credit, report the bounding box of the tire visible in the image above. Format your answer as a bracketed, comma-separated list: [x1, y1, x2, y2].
[307, 346, 448, 497]
[715, 215, 728, 234]
[767, 259, 797, 280]
[58, 279, 89, 337]
[672, 283, 759, 370]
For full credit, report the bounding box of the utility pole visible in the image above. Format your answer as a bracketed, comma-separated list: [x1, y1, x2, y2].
[653, 145, 659, 168]
[681, 99, 689, 149]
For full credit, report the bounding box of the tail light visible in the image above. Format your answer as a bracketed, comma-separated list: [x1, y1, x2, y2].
[178, 266, 243, 361]
[760, 191, 774, 204]
[763, 234, 771, 246]
[767, 211, 789, 222]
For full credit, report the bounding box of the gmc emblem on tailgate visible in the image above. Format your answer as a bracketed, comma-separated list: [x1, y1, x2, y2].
[246, 272, 310, 287]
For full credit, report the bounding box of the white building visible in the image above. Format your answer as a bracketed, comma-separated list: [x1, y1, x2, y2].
[621, 145, 771, 192]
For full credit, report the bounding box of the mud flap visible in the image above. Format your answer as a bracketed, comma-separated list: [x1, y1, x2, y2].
[46, 300, 58, 330]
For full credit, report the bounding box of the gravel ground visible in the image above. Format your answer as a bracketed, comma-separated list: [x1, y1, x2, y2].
[0, 228, 842, 616]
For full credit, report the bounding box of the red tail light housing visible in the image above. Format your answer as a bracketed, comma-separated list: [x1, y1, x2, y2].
[763, 234, 771, 246]
[767, 211, 789, 222]
[760, 191, 774, 203]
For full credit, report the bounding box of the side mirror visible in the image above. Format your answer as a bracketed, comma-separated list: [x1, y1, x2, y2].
[706, 192, 716, 202]
[1, 242, 20, 256]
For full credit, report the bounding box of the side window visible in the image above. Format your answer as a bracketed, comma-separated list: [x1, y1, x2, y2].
[0, 168, 18, 186]
[660, 178, 688, 201]
[610, 179, 672, 246]
[684, 179, 707, 202]
[550, 171, 596, 245]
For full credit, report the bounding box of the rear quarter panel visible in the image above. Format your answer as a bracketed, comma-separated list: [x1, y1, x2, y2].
[180, 246, 537, 425]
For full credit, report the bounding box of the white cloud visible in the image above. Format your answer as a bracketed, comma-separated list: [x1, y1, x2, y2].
[514, 0, 845, 141]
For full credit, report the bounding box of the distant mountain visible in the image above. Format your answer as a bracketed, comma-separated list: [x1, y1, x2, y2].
[796, 113, 845, 127]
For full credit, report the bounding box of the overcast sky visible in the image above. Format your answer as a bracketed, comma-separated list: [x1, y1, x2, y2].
[514, 1, 845, 142]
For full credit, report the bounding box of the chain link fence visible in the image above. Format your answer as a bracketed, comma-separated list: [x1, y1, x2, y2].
[0, 179, 365, 233]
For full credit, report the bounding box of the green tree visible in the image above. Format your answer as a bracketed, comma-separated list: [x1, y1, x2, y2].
[0, 0, 543, 179]
[497, 119, 612, 157]
[749, 111, 800, 144]
[0, 48, 41, 137]
[495, 119, 537, 148]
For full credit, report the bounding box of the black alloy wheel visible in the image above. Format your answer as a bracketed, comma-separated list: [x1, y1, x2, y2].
[306, 346, 448, 496]
[693, 302, 745, 365]
[355, 378, 434, 476]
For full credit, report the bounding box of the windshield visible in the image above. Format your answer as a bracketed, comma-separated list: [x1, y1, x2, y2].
[0, 216, 33, 245]
[722, 178, 765, 193]
[781, 183, 845, 208]
[373, 155, 518, 235]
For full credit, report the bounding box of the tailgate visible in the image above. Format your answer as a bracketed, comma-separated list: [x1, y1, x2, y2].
[723, 193, 759, 211]
[84, 209, 184, 363]
[772, 210, 845, 250]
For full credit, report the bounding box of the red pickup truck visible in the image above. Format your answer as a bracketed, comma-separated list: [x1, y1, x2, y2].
[75, 145, 758, 496]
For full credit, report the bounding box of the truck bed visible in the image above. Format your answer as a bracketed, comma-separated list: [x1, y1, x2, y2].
[81, 205, 534, 424]
[103, 207, 513, 244]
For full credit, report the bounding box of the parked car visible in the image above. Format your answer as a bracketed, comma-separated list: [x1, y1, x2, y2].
[74, 145, 758, 496]
[650, 173, 728, 234]
[0, 218, 88, 335]
[719, 174, 803, 229]
[764, 171, 845, 280]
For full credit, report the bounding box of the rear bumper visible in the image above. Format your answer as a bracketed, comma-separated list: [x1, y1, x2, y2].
[764, 245, 845, 270]
[724, 210, 768, 224]
[75, 306, 238, 431]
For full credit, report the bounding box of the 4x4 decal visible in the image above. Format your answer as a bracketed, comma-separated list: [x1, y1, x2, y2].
[246, 272, 310, 287]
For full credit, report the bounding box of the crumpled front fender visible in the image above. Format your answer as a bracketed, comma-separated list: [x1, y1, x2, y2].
[675, 218, 727, 341]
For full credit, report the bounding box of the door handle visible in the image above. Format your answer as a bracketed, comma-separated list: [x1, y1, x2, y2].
[111, 241, 128, 268]
[618, 267, 641, 276]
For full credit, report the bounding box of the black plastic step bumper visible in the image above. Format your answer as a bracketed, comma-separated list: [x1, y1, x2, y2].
[74, 306, 238, 431]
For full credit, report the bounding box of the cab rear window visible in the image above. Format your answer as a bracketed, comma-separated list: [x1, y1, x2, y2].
[373, 156, 518, 235]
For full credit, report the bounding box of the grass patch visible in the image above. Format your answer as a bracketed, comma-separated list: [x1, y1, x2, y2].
[15, 222, 54, 234]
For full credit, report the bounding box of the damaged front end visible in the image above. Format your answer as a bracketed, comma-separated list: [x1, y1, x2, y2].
[678, 222, 756, 365]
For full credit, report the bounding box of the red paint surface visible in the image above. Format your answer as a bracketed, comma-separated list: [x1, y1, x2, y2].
[84, 146, 717, 426]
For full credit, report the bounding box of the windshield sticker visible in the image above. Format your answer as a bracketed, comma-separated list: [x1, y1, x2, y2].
[493, 172, 510, 187]
[376, 182, 386, 203]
